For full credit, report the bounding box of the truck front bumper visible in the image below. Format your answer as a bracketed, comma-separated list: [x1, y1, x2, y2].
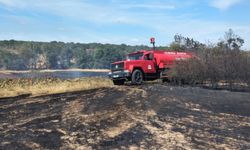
[108, 70, 131, 80]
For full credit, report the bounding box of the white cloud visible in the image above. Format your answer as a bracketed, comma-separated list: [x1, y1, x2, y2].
[0, 0, 28, 8]
[0, 0, 139, 24]
[0, 0, 17, 7]
[0, 0, 176, 25]
[211, 0, 242, 10]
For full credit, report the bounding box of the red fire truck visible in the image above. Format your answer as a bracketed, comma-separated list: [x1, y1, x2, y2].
[108, 38, 193, 85]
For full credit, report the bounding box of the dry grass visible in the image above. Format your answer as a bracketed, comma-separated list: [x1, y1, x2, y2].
[0, 77, 113, 98]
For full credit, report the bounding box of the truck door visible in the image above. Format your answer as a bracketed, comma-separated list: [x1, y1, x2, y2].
[143, 53, 156, 73]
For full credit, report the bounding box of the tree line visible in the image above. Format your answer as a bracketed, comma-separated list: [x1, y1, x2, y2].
[0, 41, 152, 70]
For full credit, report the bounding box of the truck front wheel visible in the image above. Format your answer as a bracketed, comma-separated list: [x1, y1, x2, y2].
[131, 69, 143, 85]
[113, 80, 125, 85]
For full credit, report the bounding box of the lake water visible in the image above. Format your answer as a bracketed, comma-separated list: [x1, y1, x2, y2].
[0, 71, 109, 79]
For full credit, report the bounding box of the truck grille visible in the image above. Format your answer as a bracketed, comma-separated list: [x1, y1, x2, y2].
[111, 62, 124, 72]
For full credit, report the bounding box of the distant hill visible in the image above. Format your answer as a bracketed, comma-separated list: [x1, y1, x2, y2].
[0, 40, 156, 70]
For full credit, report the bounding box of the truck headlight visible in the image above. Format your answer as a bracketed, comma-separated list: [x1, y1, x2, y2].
[108, 72, 112, 75]
[124, 70, 129, 73]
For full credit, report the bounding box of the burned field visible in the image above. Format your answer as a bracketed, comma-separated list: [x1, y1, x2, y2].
[0, 84, 250, 149]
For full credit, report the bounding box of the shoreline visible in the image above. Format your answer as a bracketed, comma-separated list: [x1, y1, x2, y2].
[0, 68, 110, 74]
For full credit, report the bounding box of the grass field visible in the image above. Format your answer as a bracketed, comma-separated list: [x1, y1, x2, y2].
[0, 77, 113, 98]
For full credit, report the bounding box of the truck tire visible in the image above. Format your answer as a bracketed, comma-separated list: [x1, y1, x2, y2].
[113, 80, 125, 85]
[131, 69, 143, 85]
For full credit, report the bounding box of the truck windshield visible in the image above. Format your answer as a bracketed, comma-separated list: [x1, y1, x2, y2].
[127, 53, 143, 60]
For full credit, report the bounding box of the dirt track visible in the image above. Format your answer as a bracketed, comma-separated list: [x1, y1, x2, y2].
[0, 84, 250, 149]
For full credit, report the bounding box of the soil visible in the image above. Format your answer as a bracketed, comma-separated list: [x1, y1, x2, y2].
[0, 84, 250, 149]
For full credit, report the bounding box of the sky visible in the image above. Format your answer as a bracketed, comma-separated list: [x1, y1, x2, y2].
[0, 0, 249, 49]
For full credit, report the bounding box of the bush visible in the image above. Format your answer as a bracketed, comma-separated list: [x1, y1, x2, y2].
[172, 48, 250, 90]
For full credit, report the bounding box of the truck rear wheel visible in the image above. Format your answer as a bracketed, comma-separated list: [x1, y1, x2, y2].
[113, 80, 125, 85]
[131, 69, 143, 85]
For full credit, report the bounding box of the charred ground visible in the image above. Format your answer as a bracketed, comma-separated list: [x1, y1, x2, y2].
[0, 84, 250, 149]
